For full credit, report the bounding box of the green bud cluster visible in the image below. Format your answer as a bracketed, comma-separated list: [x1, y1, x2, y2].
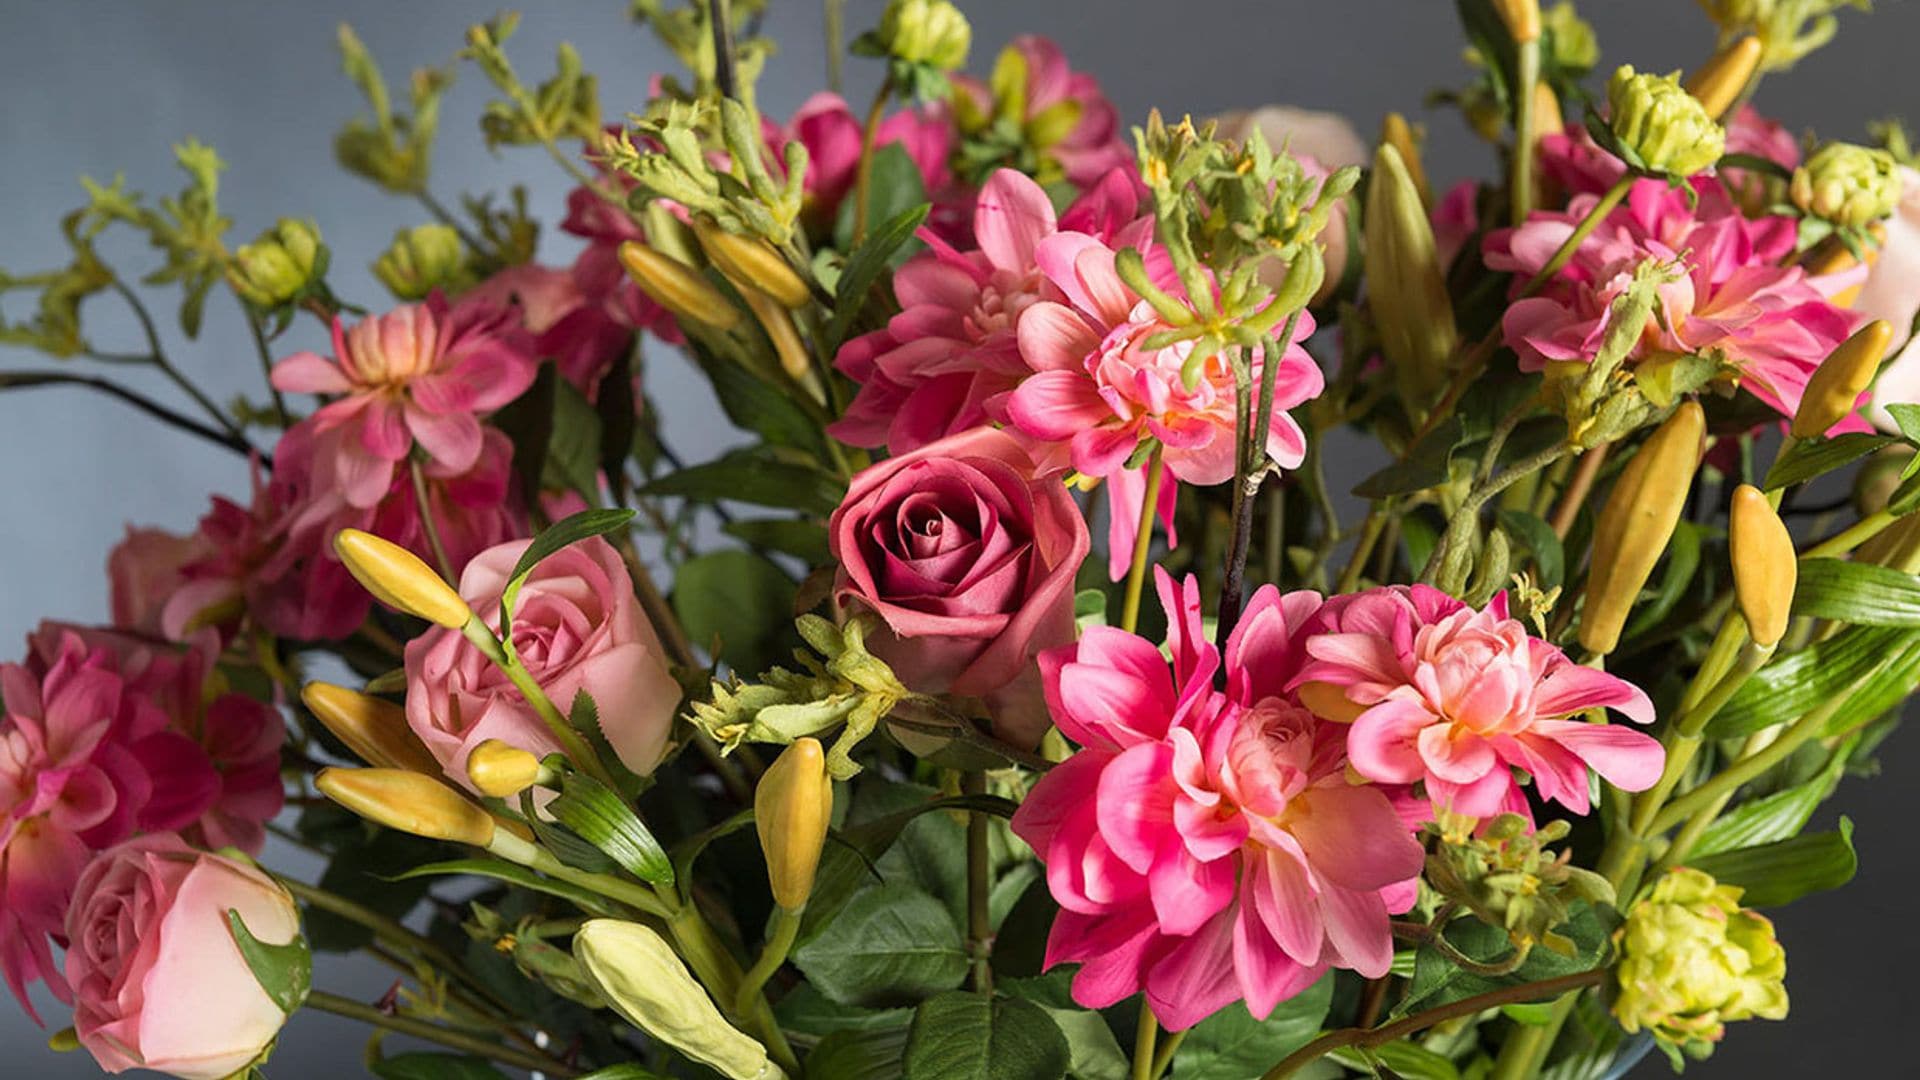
[1424, 814, 1615, 960]
[372, 223, 471, 300]
[1696, 0, 1870, 73]
[1792, 141, 1903, 229]
[1607, 66, 1726, 178]
[228, 219, 326, 309]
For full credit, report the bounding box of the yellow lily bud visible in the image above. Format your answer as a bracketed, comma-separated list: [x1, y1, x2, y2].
[300, 682, 441, 775]
[573, 919, 784, 1080]
[332, 529, 472, 629]
[754, 737, 833, 912]
[1685, 35, 1762, 120]
[1799, 225, 1882, 307]
[616, 241, 742, 331]
[1492, 0, 1542, 43]
[1581, 401, 1706, 655]
[1532, 81, 1565, 138]
[693, 218, 810, 309]
[1380, 113, 1430, 209]
[1365, 142, 1458, 409]
[466, 739, 545, 799]
[1728, 484, 1796, 648]
[1792, 319, 1892, 438]
[316, 767, 496, 847]
[740, 287, 816, 383]
[47, 1027, 80, 1053]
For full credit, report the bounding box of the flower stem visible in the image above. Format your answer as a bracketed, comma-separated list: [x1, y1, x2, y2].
[1132, 1006, 1161, 1080]
[1510, 38, 1541, 225]
[305, 990, 578, 1076]
[0, 370, 258, 460]
[410, 457, 459, 582]
[1518, 174, 1633, 297]
[1219, 321, 1300, 652]
[1120, 444, 1168, 634]
[850, 74, 894, 246]
[735, 904, 803, 1016]
[111, 279, 251, 444]
[963, 769, 995, 994]
[1548, 442, 1608, 539]
[460, 618, 619, 790]
[243, 303, 290, 427]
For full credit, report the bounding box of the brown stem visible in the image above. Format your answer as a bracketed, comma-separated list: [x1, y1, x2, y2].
[1550, 444, 1609, 540]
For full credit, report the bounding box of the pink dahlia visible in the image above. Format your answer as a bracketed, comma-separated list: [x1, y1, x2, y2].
[1486, 179, 1863, 427]
[1011, 572, 1423, 1029]
[464, 261, 640, 399]
[1294, 586, 1662, 817]
[270, 294, 537, 507]
[955, 36, 1132, 190]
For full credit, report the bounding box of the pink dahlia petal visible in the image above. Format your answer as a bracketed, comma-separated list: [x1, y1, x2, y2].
[405, 407, 485, 474]
[1096, 742, 1178, 873]
[270, 351, 352, 394]
[1006, 370, 1113, 441]
[1232, 894, 1326, 1020]
[1287, 783, 1424, 892]
[1345, 698, 1436, 785]
[1531, 662, 1655, 724]
[1016, 301, 1103, 371]
[1145, 907, 1242, 1031]
[1317, 884, 1394, 978]
[975, 169, 1058, 273]
[1528, 720, 1665, 794]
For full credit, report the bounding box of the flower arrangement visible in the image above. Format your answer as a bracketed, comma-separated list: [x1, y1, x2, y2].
[5, 0, 1919, 1077]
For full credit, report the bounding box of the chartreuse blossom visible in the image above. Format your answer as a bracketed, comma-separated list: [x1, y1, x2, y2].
[1607, 65, 1726, 177]
[372, 223, 470, 299]
[1696, 0, 1871, 73]
[1792, 141, 1903, 229]
[1613, 867, 1788, 1064]
[227, 218, 324, 308]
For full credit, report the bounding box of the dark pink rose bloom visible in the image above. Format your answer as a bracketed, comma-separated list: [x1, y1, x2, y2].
[828, 427, 1091, 747]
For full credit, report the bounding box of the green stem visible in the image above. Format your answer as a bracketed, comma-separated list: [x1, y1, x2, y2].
[1119, 444, 1168, 634]
[824, 0, 845, 93]
[735, 905, 803, 1016]
[1511, 38, 1540, 225]
[1802, 508, 1897, 559]
[1269, 969, 1609, 1080]
[462, 617, 619, 789]
[850, 74, 893, 246]
[410, 457, 458, 582]
[963, 769, 994, 994]
[243, 305, 290, 427]
[1336, 506, 1391, 593]
[1148, 1028, 1187, 1080]
[1647, 700, 1839, 834]
[1132, 1006, 1161, 1080]
[306, 990, 577, 1076]
[1519, 174, 1634, 297]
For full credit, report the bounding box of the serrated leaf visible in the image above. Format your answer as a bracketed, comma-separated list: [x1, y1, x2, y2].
[1688, 818, 1857, 907]
[1170, 973, 1332, 1079]
[544, 375, 605, 497]
[804, 1026, 911, 1080]
[370, 1053, 510, 1080]
[1763, 433, 1896, 490]
[547, 771, 673, 885]
[226, 910, 310, 1015]
[1791, 558, 1920, 625]
[672, 548, 798, 674]
[827, 200, 933, 352]
[791, 882, 968, 1007]
[1708, 625, 1920, 737]
[903, 991, 1069, 1080]
[1001, 973, 1127, 1080]
[1395, 904, 1613, 1019]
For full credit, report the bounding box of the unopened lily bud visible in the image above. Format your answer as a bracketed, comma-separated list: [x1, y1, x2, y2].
[1612, 867, 1787, 1058]
[466, 739, 545, 798]
[316, 767, 497, 847]
[227, 218, 324, 308]
[333, 529, 472, 629]
[1532, 81, 1565, 138]
[616, 241, 742, 331]
[1799, 224, 1882, 307]
[301, 681, 441, 774]
[574, 920, 784, 1080]
[1792, 142, 1903, 230]
[1364, 142, 1458, 408]
[740, 288, 815, 383]
[1380, 113, 1430, 208]
[755, 737, 833, 911]
[876, 0, 972, 71]
[1608, 65, 1726, 178]
[1492, 0, 1542, 42]
[1729, 484, 1796, 648]
[693, 219, 810, 309]
[1684, 35, 1762, 120]
[1792, 319, 1892, 437]
[1581, 401, 1705, 654]
[373, 223, 470, 300]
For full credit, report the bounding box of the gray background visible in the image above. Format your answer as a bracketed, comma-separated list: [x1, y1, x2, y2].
[2, 1, 1914, 1075]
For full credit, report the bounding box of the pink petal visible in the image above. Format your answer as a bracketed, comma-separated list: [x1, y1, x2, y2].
[1345, 698, 1436, 784]
[1529, 720, 1666, 793]
[271, 351, 354, 393]
[1145, 907, 1243, 1031]
[1006, 371, 1112, 441]
[975, 169, 1058, 272]
[1017, 301, 1102, 371]
[1317, 885, 1394, 978]
[1096, 742, 1178, 872]
[1287, 783, 1425, 891]
[405, 406, 484, 473]
[1531, 663, 1656, 724]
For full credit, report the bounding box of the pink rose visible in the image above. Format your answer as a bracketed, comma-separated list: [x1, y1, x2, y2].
[66, 835, 300, 1080]
[828, 427, 1090, 747]
[405, 536, 680, 788]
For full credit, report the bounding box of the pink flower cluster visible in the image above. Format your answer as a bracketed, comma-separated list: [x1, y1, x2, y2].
[1013, 575, 1660, 1028]
[831, 167, 1324, 579]
[1492, 112, 1864, 430]
[0, 626, 283, 1018]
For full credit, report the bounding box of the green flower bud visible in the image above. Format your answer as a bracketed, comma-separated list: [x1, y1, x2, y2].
[1607, 65, 1726, 177]
[574, 920, 785, 1080]
[1542, 2, 1599, 72]
[1791, 142, 1903, 229]
[876, 0, 971, 71]
[1424, 815, 1614, 958]
[227, 218, 324, 308]
[1364, 142, 1458, 410]
[1696, 0, 1869, 73]
[1612, 868, 1788, 1063]
[372, 223, 471, 300]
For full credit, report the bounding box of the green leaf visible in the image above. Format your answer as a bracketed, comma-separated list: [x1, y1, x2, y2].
[1621, 519, 1706, 643]
[1821, 633, 1920, 737]
[597, 349, 638, 503]
[1170, 973, 1333, 1079]
[802, 790, 1020, 942]
[505, 508, 639, 596]
[1708, 625, 1920, 737]
[641, 447, 845, 514]
[826, 200, 933, 352]
[544, 375, 606, 497]
[1688, 818, 1858, 907]
[724, 517, 832, 566]
[687, 341, 830, 456]
[547, 770, 674, 885]
[370, 1054, 510, 1080]
[902, 991, 1070, 1080]
[304, 825, 438, 951]
[804, 1026, 911, 1080]
[1002, 973, 1128, 1080]
[776, 982, 913, 1039]
[1329, 1041, 1461, 1080]
[1692, 749, 1848, 858]
[672, 549, 798, 673]
[1354, 416, 1467, 498]
[1886, 402, 1920, 444]
[225, 910, 310, 1014]
[1791, 558, 1920, 625]
[1763, 432, 1897, 490]
[575, 1067, 671, 1080]
[834, 144, 930, 254]
[790, 882, 969, 1007]
[491, 363, 557, 498]
[1497, 508, 1564, 590]
[1395, 904, 1613, 1019]
[387, 859, 620, 916]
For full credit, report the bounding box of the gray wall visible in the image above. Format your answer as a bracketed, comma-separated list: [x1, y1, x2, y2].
[2, 1, 1915, 1075]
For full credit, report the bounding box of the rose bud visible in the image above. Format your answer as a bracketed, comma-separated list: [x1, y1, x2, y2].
[827, 428, 1090, 748]
[65, 836, 304, 1080]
